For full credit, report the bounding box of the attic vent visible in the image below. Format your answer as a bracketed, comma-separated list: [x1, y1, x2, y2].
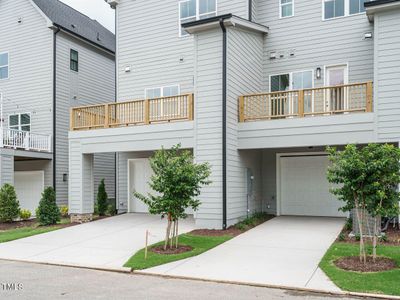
[71, 24, 76, 29]
[97, 33, 101, 41]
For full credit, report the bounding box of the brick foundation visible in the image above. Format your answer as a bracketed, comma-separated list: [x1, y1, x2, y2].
[70, 214, 93, 224]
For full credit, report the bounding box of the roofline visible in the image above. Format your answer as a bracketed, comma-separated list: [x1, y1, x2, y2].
[54, 24, 115, 55]
[29, 0, 53, 27]
[365, 0, 400, 21]
[182, 14, 269, 34]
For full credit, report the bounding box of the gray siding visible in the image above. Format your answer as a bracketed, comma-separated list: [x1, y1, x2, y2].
[374, 9, 400, 141]
[258, 0, 374, 90]
[56, 32, 115, 205]
[226, 27, 264, 225]
[0, 0, 53, 135]
[0, 152, 14, 186]
[115, 0, 248, 102]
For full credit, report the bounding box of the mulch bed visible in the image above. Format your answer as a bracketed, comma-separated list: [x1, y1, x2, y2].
[335, 256, 397, 272]
[151, 245, 193, 255]
[189, 227, 243, 237]
[0, 219, 37, 231]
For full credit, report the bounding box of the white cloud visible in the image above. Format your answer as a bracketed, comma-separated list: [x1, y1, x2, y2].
[60, 0, 115, 33]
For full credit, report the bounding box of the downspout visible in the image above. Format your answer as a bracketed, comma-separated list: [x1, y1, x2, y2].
[249, 0, 253, 21]
[114, 6, 118, 213]
[53, 26, 61, 192]
[219, 19, 227, 230]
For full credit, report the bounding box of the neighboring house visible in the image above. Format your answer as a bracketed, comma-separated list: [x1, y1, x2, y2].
[68, 0, 400, 228]
[0, 0, 116, 216]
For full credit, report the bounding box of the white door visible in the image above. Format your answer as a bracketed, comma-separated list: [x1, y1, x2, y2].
[128, 159, 152, 213]
[279, 155, 346, 217]
[14, 171, 44, 216]
[326, 65, 348, 112]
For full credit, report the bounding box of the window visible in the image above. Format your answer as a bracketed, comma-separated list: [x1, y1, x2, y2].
[179, 0, 217, 36]
[280, 0, 294, 18]
[271, 74, 290, 92]
[271, 71, 313, 92]
[145, 85, 180, 99]
[350, 0, 367, 14]
[292, 71, 313, 90]
[0, 52, 9, 80]
[324, 0, 345, 19]
[324, 0, 369, 19]
[9, 113, 31, 132]
[70, 49, 78, 72]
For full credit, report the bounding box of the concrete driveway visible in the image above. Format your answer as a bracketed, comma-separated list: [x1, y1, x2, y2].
[0, 214, 195, 270]
[142, 216, 345, 292]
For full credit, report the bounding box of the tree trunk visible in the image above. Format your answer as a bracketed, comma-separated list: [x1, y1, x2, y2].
[373, 216, 378, 262]
[164, 213, 173, 250]
[170, 220, 176, 248]
[175, 219, 179, 249]
[355, 204, 366, 264]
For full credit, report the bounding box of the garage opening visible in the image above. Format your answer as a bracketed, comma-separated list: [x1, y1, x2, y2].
[14, 171, 44, 216]
[278, 154, 347, 218]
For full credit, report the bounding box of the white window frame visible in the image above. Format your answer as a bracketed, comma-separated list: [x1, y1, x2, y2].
[279, 0, 294, 19]
[144, 85, 181, 99]
[179, 0, 218, 37]
[322, 0, 369, 20]
[0, 52, 9, 80]
[269, 70, 314, 92]
[8, 113, 31, 132]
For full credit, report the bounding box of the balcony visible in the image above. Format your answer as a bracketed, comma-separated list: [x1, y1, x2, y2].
[239, 82, 373, 122]
[1, 128, 52, 152]
[70, 94, 194, 131]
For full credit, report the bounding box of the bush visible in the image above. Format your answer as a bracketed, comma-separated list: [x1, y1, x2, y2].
[36, 187, 60, 226]
[338, 233, 346, 241]
[19, 209, 32, 220]
[379, 234, 388, 243]
[107, 203, 116, 216]
[0, 184, 20, 223]
[344, 218, 353, 231]
[60, 205, 69, 218]
[96, 179, 108, 216]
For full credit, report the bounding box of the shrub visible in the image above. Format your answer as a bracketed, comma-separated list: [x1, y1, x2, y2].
[0, 184, 20, 223]
[19, 209, 32, 220]
[107, 203, 116, 216]
[379, 234, 388, 243]
[338, 233, 346, 241]
[60, 205, 69, 218]
[36, 187, 60, 226]
[96, 179, 108, 216]
[355, 234, 361, 242]
[344, 218, 353, 231]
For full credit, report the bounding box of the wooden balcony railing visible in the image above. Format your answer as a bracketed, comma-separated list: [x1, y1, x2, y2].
[239, 82, 373, 122]
[70, 94, 194, 131]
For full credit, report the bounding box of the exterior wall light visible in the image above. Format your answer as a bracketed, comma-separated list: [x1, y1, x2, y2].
[316, 67, 322, 80]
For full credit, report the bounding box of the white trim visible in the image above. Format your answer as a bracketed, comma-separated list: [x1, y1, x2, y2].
[323, 63, 349, 86]
[276, 152, 328, 216]
[0, 52, 9, 80]
[279, 0, 294, 19]
[28, 0, 54, 28]
[269, 69, 314, 92]
[322, 0, 368, 21]
[179, 0, 218, 38]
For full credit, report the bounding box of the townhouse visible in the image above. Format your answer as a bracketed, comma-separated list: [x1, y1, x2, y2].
[68, 0, 400, 228]
[0, 0, 116, 215]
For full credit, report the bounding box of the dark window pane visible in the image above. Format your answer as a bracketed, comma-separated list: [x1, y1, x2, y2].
[0, 53, 8, 66]
[21, 125, 30, 132]
[350, 0, 359, 14]
[325, 1, 335, 19]
[271, 76, 280, 92]
[70, 49, 78, 72]
[280, 74, 290, 91]
[0, 67, 8, 79]
[20, 114, 30, 125]
[9, 115, 18, 127]
[335, 0, 345, 17]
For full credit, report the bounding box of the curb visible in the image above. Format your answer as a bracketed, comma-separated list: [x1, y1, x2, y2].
[133, 270, 400, 300]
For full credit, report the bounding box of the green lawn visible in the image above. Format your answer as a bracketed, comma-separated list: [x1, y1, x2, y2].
[0, 218, 71, 244]
[124, 234, 232, 270]
[320, 242, 400, 296]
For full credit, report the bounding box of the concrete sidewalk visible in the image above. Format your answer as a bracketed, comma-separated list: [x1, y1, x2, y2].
[142, 216, 345, 292]
[0, 214, 195, 269]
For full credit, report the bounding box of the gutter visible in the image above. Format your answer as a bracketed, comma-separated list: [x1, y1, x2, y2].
[249, 0, 253, 21]
[53, 27, 61, 191]
[219, 18, 227, 230]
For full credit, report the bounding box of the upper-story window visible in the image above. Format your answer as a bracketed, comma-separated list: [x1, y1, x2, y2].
[70, 49, 79, 72]
[179, 0, 217, 37]
[323, 0, 368, 20]
[0, 52, 9, 80]
[9, 113, 31, 132]
[145, 85, 180, 99]
[280, 0, 294, 18]
[270, 70, 313, 92]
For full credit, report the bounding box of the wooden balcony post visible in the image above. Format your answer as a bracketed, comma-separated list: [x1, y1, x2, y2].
[104, 104, 110, 128]
[239, 96, 245, 122]
[144, 99, 150, 124]
[70, 108, 75, 131]
[188, 94, 194, 120]
[298, 90, 304, 117]
[366, 81, 373, 112]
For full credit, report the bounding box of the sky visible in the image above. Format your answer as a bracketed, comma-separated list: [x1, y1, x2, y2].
[60, 0, 115, 33]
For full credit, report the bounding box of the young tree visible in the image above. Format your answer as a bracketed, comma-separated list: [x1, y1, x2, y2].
[97, 179, 108, 216]
[36, 187, 60, 226]
[0, 184, 20, 223]
[134, 144, 211, 250]
[327, 144, 400, 263]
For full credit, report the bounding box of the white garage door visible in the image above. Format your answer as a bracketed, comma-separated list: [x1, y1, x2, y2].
[128, 159, 152, 213]
[14, 171, 44, 216]
[279, 155, 346, 217]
